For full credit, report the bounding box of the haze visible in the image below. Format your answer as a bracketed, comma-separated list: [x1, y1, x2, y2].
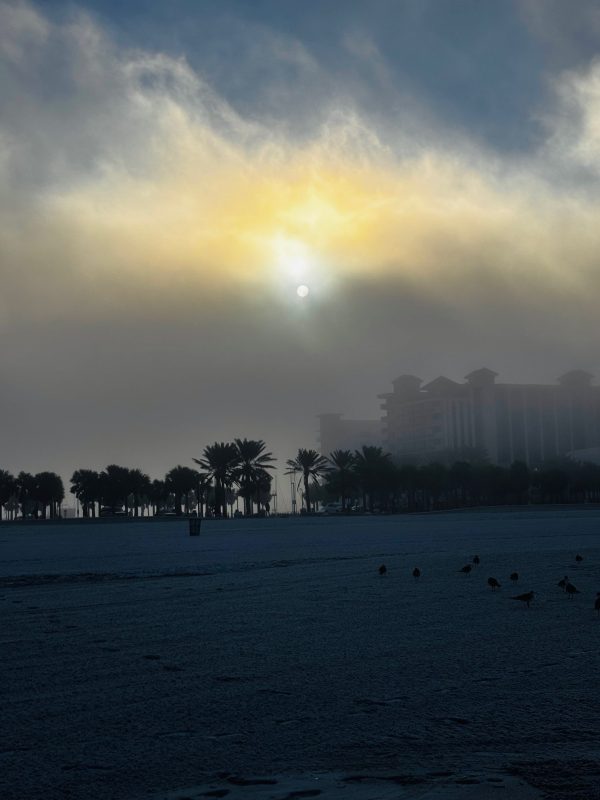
[2, 0, 600, 481]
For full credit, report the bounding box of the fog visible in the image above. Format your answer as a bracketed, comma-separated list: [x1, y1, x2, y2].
[2, 0, 600, 482]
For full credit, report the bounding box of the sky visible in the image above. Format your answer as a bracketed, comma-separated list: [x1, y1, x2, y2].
[3, 0, 600, 491]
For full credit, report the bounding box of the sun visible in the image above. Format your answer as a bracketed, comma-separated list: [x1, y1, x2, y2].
[296, 284, 309, 298]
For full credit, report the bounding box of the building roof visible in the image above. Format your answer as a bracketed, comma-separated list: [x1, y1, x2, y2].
[464, 367, 498, 385]
[422, 376, 462, 394]
[392, 374, 423, 387]
[558, 370, 594, 386]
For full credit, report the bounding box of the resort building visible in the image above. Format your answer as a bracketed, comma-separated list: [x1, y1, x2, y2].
[379, 369, 600, 465]
[318, 369, 600, 466]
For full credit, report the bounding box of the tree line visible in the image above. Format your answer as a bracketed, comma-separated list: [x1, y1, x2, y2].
[311, 446, 600, 512]
[0, 438, 275, 521]
[2, 440, 600, 521]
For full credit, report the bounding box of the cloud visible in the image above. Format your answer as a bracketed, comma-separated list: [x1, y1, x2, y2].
[2, 0, 600, 479]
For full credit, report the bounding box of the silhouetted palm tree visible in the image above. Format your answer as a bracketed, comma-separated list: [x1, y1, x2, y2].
[98, 465, 131, 514]
[286, 449, 330, 513]
[353, 446, 393, 512]
[0, 470, 16, 521]
[35, 472, 64, 519]
[127, 468, 151, 517]
[70, 469, 101, 517]
[149, 479, 168, 516]
[254, 469, 274, 515]
[234, 438, 276, 516]
[327, 449, 355, 511]
[194, 442, 240, 517]
[17, 472, 37, 518]
[165, 466, 201, 516]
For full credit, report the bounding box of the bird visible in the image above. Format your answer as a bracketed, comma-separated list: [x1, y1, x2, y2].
[595, 593, 600, 617]
[565, 582, 580, 599]
[412, 567, 421, 578]
[459, 564, 472, 575]
[511, 590, 534, 608]
[510, 572, 519, 582]
[558, 575, 569, 591]
[473, 555, 480, 565]
[378, 564, 387, 576]
[487, 577, 501, 591]
[575, 554, 583, 563]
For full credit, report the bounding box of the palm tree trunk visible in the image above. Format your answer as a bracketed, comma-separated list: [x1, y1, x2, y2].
[304, 472, 311, 513]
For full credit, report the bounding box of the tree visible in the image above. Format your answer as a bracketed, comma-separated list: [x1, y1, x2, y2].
[327, 450, 355, 511]
[165, 466, 201, 516]
[149, 479, 168, 516]
[34, 472, 64, 519]
[353, 446, 394, 511]
[537, 467, 569, 503]
[127, 468, 151, 517]
[285, 449, 330, 513]
[508, 461, 530, 504]
[0, 470, 16, 521]
[70, 469, 101, 517]
[17, 472, 37, 518]
[98, 465, 131, 514]
[233, 438, 275, 516]
[396, 464, 419, 511]
[194, 442, 240, 517]
[449, 461, 473, 507]
[254, 469, 273, 515]
[419, 463, 448, 510]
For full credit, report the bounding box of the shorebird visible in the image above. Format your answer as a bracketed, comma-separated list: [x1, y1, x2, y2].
[459, 564, 472, 575]
[511, 590, 534, 608]
[576, 554, 583, 563]
[412, 567, 421, 579]
[473, 555, 480, 565]
[565, 582, 580, 599]
[378, 564, 387, 576]
[510, 572, 519, 582]
[595, 593, 600, 617]
[487, 577, 501, 591]
[558, 576, 569, 591]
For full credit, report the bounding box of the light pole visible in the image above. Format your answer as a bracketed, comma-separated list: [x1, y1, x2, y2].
[290, 470, 297, 515]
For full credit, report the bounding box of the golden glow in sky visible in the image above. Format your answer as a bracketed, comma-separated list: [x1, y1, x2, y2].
[3, 0, 600, 326]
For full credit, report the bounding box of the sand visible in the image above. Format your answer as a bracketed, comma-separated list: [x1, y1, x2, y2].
[2, 509, 600, 798]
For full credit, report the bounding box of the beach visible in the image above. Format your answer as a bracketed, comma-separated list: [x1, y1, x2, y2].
[2, 510, 599, 799]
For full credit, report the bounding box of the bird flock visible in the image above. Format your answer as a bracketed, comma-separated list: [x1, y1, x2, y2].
[377, 553, 600, 615]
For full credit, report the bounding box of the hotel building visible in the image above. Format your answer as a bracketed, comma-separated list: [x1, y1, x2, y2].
[318, 369, 600, 466]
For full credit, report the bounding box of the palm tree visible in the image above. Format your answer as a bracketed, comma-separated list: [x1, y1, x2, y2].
[17, 471, 38, 518]
[165, 466, 201, 516]
[233, 438, 276, 516]
[35, 472, 64, 519]
[353, 446, 394, 512]
[149, 479, 168, 516]
[327, 449, 355, 511]
[98, 465, 131, 514]
[0, 470, 16, 522]
[70, 469, 101, 517]
[194, 442, 240, 517]
[127, 468, 151, 517]
[286, 449, 330, 513]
